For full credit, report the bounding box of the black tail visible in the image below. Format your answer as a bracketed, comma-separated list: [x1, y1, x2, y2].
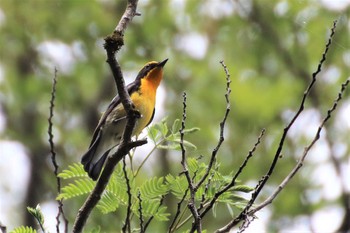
[81, 133, 109, 181]
[81, 147, 110, 181]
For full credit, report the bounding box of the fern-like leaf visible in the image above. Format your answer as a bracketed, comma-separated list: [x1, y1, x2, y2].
[10, 226, 37, 233]
[132, 199, 170, 221]
[105, 164, 131, 204]
[139, 177, 168, 199]
[58, 163, 87, 179]
[57, 179, 95, 200]
[97, 191, 119, 214]
[166, 174, 188, 199]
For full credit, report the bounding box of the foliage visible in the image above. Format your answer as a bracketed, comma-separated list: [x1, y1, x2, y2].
[57, 119, 252, 231]
[0, 0, 349, 232]
[26, 205, 45, 230]
[9, 206, 45, 233]
[9, 226, 37, 233]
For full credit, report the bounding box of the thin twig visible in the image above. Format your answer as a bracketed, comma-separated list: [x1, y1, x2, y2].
[188, 60, 232, 233]
[179, 92, 202, 233]
[194, 60, 231, 191]
[122, 157, 132, 233]
[199, 169, 216, 211]
[48, 68, 68, 233]
[144, 196, 165, 231]
[200, 129, 265, 218]
[215, 20, 338, 233]
[137, 190, 144, 233]
[168, 189, 189, 233]
[248, 78, 350, 216]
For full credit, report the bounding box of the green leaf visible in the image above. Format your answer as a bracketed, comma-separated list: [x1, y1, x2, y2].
[231, 185, 254, 193]
[165, 174, 188, 199]
[57, 179, 95, 200]
[187, 157, 199, 173]
[165, 138, 197, 150]
[157, 143, 181, 150]
[132, 199, 170, 221]
[154, 120, 168, 137]
[231, 194, 250, 203]
[139, 177, 169, 199]
[179, 127, 200, 135]
[10, 226, 37, 233]
[27, 205, 44, 226]
[58, 163, 87, 179]
[97, 191, 119, 214]
[105, 164, 131, 204]
[88, 226, 101, 233]
[97, 164, 137, 214]
[148, 124, 162, 143]
[171, 119, 181, 133]
[226, 203, 234, 218]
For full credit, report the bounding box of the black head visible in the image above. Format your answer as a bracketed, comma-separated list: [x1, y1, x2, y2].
[135, 58, 168, 81]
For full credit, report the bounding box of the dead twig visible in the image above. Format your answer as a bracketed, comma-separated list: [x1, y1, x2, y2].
[48, 68, 68, 233]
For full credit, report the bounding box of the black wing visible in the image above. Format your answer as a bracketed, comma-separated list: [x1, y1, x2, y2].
[88, 81, 140, 147]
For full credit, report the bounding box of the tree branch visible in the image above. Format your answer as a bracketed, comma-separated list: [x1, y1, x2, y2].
[72, 1, 142, 232]
[215, 20, 338, 233]
[248, 77, 350, 216]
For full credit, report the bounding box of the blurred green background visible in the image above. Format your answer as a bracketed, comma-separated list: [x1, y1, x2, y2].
[0, 0, 349, 232]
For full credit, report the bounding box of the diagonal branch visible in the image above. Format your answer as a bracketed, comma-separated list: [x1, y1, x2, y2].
[72, 1, 142, 232]
[168, 188, 189, 233]
[248, 77, 350, 216]
[215, 20, 338, 233]
[200, 128, 265, 219]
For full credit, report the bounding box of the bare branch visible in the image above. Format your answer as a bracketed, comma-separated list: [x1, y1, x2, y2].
[48, 68, 68, 233]
[215, 20, 338, 233]
[122, 157, 132, 233]
[248, 77, 350, 216]
[114, 0, 140, 37]
[137, 190, 144, 233]
[194, 60, 231, 191]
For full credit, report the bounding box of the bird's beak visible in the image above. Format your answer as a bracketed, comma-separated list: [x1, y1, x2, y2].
[158, 58, 168, 67]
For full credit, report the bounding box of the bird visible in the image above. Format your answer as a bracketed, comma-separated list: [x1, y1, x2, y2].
[81, 58, 168, 180]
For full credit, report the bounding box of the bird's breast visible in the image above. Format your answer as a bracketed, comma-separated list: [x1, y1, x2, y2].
[130, 87, 156, 135]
